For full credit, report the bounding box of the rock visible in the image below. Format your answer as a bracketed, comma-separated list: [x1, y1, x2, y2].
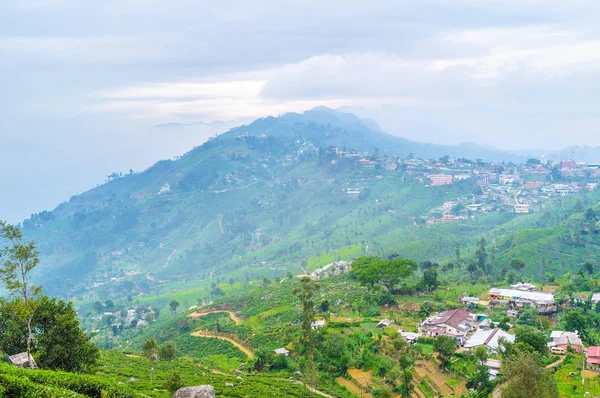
[225, 382, 234, 387]
[173, 385, 216, 398]
[149, 353, 160, 361]
[8, 352, 37, 369]
[129, 377, 138, 382]
[234, 369, 242, 375]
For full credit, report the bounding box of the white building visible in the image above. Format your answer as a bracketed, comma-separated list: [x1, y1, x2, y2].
[486, 359, 502, 380]
[377, 318, 393, 328]
[464, 328, 515, 353]
[488, 288, 554, 304]
[274, 348, 290, 357]
[488, 288, 555, 313]
[311, 320, 326, 330]
[510, 282, 538, 292]
[398, 330, 419, 344]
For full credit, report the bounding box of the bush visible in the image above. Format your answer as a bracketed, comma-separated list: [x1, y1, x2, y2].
[417, 336, 435, 345]
[0, 373, 85, 398]
[0, 363, 137, 398]
[164, 373, 183, 394]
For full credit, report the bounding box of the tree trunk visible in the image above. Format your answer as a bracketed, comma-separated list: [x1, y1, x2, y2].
[26, 316, 34, 368]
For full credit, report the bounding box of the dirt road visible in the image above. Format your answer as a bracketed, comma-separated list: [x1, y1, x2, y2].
[190, 330, 254, 358]
[189, 309, 242, 325]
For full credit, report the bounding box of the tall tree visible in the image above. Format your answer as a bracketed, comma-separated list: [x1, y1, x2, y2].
[0, 295, 99, 372]
[422, 268, 438, 292]
[582, 261, 594, 275]
[0, 221, 42, 368]
[293, 277, 320, 388]
[510, 258, 526, 272]
[475, 238, 487, 271]
[159, 343, 177, 363]
[433, 336, 456, 369]
[169, 300, 180, 313]
[501, 351, 558, 398]
[143, 338, 159, 358]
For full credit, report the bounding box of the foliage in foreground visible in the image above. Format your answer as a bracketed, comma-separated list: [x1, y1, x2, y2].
[0, 361, 138, 398]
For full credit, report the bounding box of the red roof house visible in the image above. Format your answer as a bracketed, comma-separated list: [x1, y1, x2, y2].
[587, 346, 600, 371]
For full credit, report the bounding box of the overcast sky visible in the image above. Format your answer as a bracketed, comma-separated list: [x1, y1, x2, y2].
[2, 0, 600, 222]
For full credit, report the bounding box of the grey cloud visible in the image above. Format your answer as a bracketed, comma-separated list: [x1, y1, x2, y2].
[3, 0, 600, 222]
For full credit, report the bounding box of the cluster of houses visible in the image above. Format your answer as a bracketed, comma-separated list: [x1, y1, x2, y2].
[385, 282, 600, 379]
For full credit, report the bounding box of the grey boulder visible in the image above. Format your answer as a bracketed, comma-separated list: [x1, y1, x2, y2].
[173, 385, 216, 398]
[8, 352, 37, 369]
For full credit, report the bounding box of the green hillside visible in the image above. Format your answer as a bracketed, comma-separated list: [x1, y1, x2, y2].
[18, 109, 600, 301]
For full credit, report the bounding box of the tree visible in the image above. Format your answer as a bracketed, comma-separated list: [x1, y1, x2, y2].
[143, 338, 159, 360]
[584, 207, 597, 222]
[351, 256, 417, 291]
[0, 295, 99, 372]
[501, 351, 558, 398]
[515, 331, 548, 356]
[293, 277, 320, 388]
[252, 347, 272, 371]
[93, 300, 104, 314]
[420, 260, 438, 270]
[467, 261, 478, 277]
[159, 343, 177, 362]
[397, 355, 414, 398]
[164, 373, 183, 393]
[467, 365, 493, 396]
[422, 268, 438, 292]
[0, 221, 42, 368]
[473, 345, 488, 364]
[562, 310, 591, 343]
[475, 238, 487, 271]
[433, 336, 456, 369]
[582, 261, 594, 275]
[509, 258, 526, 272]
[169, 300, 180, 314]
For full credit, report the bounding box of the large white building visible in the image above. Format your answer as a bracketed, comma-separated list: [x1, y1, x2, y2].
[488, 288, 555, 313]
[488, 288, 553, 304]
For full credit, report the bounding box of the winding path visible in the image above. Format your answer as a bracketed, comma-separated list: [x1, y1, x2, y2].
[188, 309, 242, 325]
[190, 330, 254, 358]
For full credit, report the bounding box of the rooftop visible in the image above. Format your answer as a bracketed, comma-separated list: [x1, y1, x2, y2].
[464, 328, 515, 352]
[488, 288, 554, 303]
[422, 308, 473, 330]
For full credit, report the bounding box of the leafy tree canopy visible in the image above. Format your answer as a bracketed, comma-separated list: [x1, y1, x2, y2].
[351, 256, 417, 291]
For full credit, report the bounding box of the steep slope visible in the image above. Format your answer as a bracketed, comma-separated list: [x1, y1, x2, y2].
[22, 115, 483, 297]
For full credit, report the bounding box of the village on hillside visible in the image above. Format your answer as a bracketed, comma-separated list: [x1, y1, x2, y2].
[375, 280, 600, 382]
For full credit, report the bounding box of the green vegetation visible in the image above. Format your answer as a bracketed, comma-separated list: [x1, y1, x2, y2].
[501, 351, 559, 398]
[0, 361, 138, 398]
[5, 113, 600, 397]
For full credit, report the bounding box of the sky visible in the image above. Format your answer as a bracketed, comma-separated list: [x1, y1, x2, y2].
[2, 0, 600, 222]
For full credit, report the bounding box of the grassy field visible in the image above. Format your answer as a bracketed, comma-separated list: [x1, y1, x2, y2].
[556, 355, 600, 398]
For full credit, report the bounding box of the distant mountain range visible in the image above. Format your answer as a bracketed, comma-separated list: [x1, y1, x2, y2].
[153, 107, 600, 163]
[213, 107, 528, 162]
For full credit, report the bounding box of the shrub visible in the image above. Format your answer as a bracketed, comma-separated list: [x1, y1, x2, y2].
[0, 363, 137, 398]
[0, 373, 84, 398]
[417, 336, 435, 345]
